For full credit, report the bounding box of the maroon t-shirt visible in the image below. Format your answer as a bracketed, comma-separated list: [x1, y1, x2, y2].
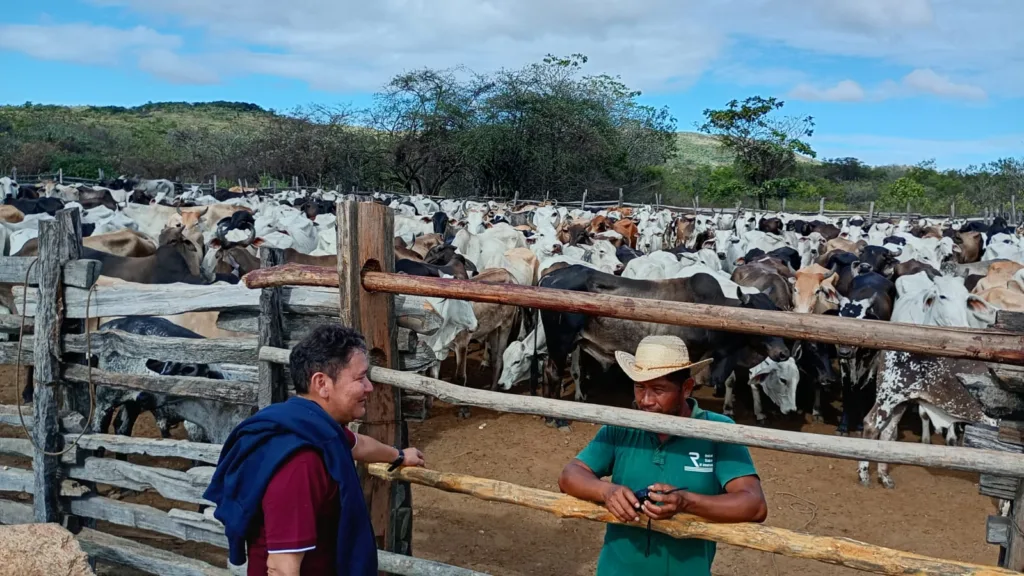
[245, 428, 356, 576]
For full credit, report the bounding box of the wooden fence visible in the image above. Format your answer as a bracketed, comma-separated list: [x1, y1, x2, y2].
[246, 199, 1024, 574]
[0, 202, 1023, 574]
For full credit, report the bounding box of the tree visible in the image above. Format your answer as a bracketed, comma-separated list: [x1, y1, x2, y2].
[697, 96, 815, 208]
[879, 177, 925, 210]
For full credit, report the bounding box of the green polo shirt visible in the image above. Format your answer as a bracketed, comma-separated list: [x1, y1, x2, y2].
[576, 399, 758, 576]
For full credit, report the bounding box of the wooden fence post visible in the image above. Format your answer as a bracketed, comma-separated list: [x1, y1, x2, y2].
[11, 167, 17, 181]
[781, 197, 786, 212]
[33, 208, 82, 522]
[512, 191, 519, 207]
[951, 202, 956, 219]
[336, 200, 410, 558]
[581, 190, 587, 209]
[257, 247, 286, 408]
[695, 195, 700, 213]
[58, 168, 63, 185]
[819, 197, 825, 214]
[618, 188, 623, 208]
[868, 201, 875, 224]
[98, 168, 104, 182]
[1013, 196, 1018, 227]
[212, 174, 217, 190]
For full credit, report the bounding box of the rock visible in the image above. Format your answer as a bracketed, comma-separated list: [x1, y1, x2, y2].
[0, 523, 95, 576]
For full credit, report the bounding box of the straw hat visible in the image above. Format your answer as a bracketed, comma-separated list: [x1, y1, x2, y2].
[614, 335, 712, 382]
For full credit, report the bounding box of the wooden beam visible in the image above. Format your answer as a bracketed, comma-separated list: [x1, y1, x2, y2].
[71, 434, 222, 465]
[61, 364, 257, 406]
[0, 498, 33, 525]
[0, 314, 32, 334]
[359, 271, 1024, 366]
[0, 465, 90, 496]
[16, 283, 442, 335]
[70, 496, 228, 548]
[980, 474, 1019, 501]
[0, 437, 77, 463]
[988, 515, 1010, 546]
[0, 257, 100, 288]
[67, 458, 213, 506]
[258, 247, 286, 408]
[77, 527, 231, 576]
[368, 366, 1024, 478]
[341, 200, 409, 556]
[368, 464, 1017, 576]
[32, 207, 82, 523]
[62, 331, 258, 364]
[1005, 481, 1024, 570]
[0, 404, 32, 427]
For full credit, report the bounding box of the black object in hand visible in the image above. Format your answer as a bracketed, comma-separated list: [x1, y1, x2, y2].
[633, 486, 687, 558]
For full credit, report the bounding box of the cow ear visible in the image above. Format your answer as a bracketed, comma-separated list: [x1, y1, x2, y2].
[252, 237, 265, 247]
[787, 276, 797, 286]
[210, 238, 222, 249]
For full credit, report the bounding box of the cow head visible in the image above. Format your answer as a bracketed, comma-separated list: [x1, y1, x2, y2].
[790, 264, 839, 314]
[750, 357, 800, 415]
[736, 288, 790, 362]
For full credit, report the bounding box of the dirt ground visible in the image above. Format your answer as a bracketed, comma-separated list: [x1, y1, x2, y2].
[0, 358, 1006, 575]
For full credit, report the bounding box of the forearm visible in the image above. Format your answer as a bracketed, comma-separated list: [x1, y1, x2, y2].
[267, 552, 303, 576]
[559, 461, 614, 503]
[350, 433, 400, 464]
[682, 491, 767, 523]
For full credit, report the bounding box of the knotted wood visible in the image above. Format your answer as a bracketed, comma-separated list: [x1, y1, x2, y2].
[368, 464, 1018, 576]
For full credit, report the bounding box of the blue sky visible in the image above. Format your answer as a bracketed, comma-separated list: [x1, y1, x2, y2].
[2, 0, 1022, 169]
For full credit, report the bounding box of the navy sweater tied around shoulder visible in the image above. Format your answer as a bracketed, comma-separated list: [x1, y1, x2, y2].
[203, 396, 377, 575]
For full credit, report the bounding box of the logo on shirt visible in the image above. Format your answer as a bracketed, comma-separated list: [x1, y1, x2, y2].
[685, 452, 715, 473]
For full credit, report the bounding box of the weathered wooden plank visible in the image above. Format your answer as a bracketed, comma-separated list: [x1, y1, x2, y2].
[258, 247, 286, 409]
[62, 331, 258, 365]
[377, 551, 491, 576]
[988, 515, 1010, 546]
[0, 404, 33, 428]
[964, 424, 1024, 454]
[70, 496, 228, 548]
[400, 339, 439, 372]
[0, 498, 33, 524]
[980, 475, 1020, 500]
[32, 207, 81, 523]
[0, 437, 76, 463]
[0, 314, 32, 334]
[337, 200, 359, 328]
[62, 364, 257, 406]
[999, 421, 1024, 447]
[370, 464, 1018, 576]
[370, 367, 1024, 477]
[0, 341, 34, 364]
[0, 257, 101, 288]
[77, 527, 231, 576]
[995, 310, 1024, 333]
[72, 435, 222, 465]
[1006, 482, 1024, 570]
[0, 465, 90, 496]
[216, 295, 442, 337]
[987, 364, 1024, 394]
[67, 458, 213, 505]
[15, 281, 440, 334]
[360, 271, 1024, 366]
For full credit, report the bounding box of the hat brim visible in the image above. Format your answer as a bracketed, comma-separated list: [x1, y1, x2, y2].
[614, 350, 713, 383]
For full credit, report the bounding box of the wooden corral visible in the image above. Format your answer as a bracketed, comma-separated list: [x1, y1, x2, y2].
[1, 201, 1024, 574]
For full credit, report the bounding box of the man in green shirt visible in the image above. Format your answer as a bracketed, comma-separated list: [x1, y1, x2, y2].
[558, 335, 768, 575]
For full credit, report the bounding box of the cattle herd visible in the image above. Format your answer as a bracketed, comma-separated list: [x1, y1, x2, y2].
[2, 174, 1023, 489]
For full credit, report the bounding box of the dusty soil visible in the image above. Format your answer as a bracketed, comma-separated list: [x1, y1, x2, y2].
[0, 357, 1005, 576]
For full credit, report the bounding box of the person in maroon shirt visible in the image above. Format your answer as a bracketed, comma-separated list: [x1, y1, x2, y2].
[245, 325, 426, 576]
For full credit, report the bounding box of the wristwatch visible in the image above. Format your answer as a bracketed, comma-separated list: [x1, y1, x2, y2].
[387, 448, 405, 471]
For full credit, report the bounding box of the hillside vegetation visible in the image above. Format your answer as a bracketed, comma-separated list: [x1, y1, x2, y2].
[1, 54, 1020, 213]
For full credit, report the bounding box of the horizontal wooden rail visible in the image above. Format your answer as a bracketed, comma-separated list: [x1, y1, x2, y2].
[61, 364, 257, 406]
[67, 457, 213, 506]
[77, 527, 230, 576]
[12, 282, 442, 335]
[355, 271, 1024, 365]
[365, 366, 1024, 477]
[368, 464, 1015, 576]
[242, 266, 1024, 365]
[0, 257, 100, 288]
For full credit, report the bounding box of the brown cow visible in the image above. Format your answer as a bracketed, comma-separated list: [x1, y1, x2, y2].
[16, 229, 158, 258]
[587, 216, 612, 235]
[973, 261, 1024, 294]
[955, 231, 983, 263]
[452, 268, 520, 403]
[674, 215, 695, 249]
[411, 233, 444, 258]
[826, 237, 866, 254]
[791, 264, 839, 314]
[613, 219, 638, 249]
[0, 205, 24, 223]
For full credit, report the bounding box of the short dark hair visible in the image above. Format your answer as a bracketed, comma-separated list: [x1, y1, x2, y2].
[289, 324, 367, 394]
[663, 368, 692, 388]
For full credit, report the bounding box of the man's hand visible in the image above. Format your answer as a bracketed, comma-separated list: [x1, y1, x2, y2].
[401, 447, 426, 467]
[641, 483, 688, 521]
[602, 484, 642, 523]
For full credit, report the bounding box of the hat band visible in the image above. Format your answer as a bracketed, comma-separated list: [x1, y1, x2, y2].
[631, 361, 694, 372]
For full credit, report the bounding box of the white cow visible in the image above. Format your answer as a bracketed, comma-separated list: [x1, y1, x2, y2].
[498, 322, 547, 391]
[724, 357, 801, 423]
[982, 233, 1024, 263]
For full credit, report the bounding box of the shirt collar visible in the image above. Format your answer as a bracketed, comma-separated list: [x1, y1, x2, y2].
[687, 397, 704, 420]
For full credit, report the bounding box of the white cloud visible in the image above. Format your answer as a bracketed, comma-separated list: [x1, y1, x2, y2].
[791, 69, 987, 103]
[789, 80, 866, 102]
[901, 68, 987, 101]
[0, 23, 179, 66]
[137, 50, 220, 85]
[0, 0, 1017, 99]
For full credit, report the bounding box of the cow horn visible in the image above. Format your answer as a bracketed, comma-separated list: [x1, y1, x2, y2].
[176, 206, 183, 215]
[199, 206, 209, 217]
